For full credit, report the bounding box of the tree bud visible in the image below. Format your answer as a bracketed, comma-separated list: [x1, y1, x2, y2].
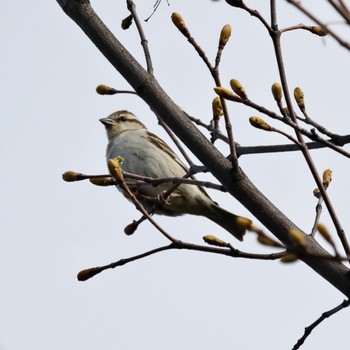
[96, 85, 117, 95]
[219, 24, 231, 47]
[212, 96, 223, 119]
[121, 15, 133, 30]
[171, 13, 188, 35]
[108, 157, 124, 184]
[271, 82, 282, 103]
[62, 171, 83, 182]
[317, 223, 334, 246]
[214, 87, 238, 100]
[249, 116, 272, 131]
[289, 229, 306, 247]
[280, 253, 299, 263]
[309, 26, 328, 37]
[294, 87, 305, 109]
[230, 79, 247, 99]
[203, 235, 228, 247]
[322, 169, 332, 187]
[77, 268, 97, 281]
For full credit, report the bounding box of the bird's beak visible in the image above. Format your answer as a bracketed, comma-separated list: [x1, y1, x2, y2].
[99, 118, 113, 126]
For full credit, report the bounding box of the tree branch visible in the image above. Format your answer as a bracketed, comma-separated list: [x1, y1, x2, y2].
[292, 299, 350, 350]
[57, 0, 350, 297]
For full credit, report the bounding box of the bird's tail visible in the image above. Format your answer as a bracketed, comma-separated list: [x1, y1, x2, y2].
[207, 204, 251, 241]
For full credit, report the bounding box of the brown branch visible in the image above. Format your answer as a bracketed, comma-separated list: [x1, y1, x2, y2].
[77, 241, 286, 281]
[57, 0, 350, 296]
[172, 17, 238, 166]
[292, 299, 350, 350]
[286, 0, 350, 51]
[109, 160, 178, 243]
[214, 90, 350, 158]
[126, 0, 154, 75]
[187, 112, 350, 156]
[327, 0, 350, 24]
[77, 237, 350, 281]
[265, 1, 350, 257]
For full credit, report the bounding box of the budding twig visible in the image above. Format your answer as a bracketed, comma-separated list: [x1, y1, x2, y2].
[292, 299, 350, 350]
[126, 0, 154, 75]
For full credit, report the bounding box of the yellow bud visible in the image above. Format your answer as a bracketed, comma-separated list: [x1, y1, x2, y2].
[108, 157, 124, 184]
[96, 85, 117, 95]
[271, 82, 282, 103]
[62, 171, 83, 182]
[212, 96, 223, 119]
[77, 268, 97, 281]
[121, 14, 133, 30]
[214, 87, 239, 101]
[171, 12, 188, 35]
[317, 223, 334, 245]
[322, 169, 332, 187]
[203, 235, 228, 247]
[280, 252, 299, 263]
[249, 116, 272, 131]
[257, 235, 275, 247]
[124, 223, 137, 235]
[236, 216, 252, 231]
[219, 24, 231, 47]
[289, 229, 306, 247]
[230, 79, 247, 99]
[257, 234, 279, 247]
[294, 87, 305, 109]
[309, 26, 328, 37]
[89, 177, 114, 186]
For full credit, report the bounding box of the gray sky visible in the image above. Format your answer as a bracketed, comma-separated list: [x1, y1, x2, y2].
[1, 1, 350, 349]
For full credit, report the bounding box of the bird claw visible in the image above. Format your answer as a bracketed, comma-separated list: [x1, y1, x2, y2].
[157, 191, 182, 206]
[158, 192, 172, 206]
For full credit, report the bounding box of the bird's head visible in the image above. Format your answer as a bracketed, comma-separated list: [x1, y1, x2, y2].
[100, 110, 146, 140]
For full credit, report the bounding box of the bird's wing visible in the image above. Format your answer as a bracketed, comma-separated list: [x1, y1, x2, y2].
[146, 132, 189, 173]
[146, 132, 213, 201]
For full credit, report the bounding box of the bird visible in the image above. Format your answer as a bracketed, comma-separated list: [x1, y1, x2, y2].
[100, 110, 249, 240]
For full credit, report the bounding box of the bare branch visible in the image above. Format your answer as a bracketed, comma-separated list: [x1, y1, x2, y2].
[77, 241, 286, 281]
[57, 0, 350, 296]
[233, 1, 350, 257]
[292, 299, 350, 350]
[286, 0, 350, 51]
[126, 0, 154, 75]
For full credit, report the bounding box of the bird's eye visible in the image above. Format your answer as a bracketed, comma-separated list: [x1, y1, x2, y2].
[119, 116, 127, 122]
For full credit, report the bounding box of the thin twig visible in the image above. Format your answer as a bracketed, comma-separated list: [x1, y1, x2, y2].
[123, 171, 227, 192]
[300, 109, 337, 139]
[127, 0, 154, 75]
[310, 197, 324, 236]
[236, 0, 350, 258]
[219, 93, 350, 158]
[292, 299, 350, 350]
[158, 118, 194, 166]
[328, 0, 350, 24]
[187, 112, 350, 156]
[272, 127, 303, 147]
[78, 241, 287, 280]
[175, 22, 238, 167]
[114, 165, 179, 243]
[286, 0, 350, 51]
[77, 245, 175, 281]
[78, 237, 350, 281]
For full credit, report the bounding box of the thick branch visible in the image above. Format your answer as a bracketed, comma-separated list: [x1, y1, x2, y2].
[57, 0, 350, 296]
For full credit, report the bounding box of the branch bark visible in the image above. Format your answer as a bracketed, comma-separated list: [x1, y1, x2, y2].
[57, 0, 350, 296]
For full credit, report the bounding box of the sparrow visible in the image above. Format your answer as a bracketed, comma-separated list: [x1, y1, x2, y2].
[100, 110, 249, 240]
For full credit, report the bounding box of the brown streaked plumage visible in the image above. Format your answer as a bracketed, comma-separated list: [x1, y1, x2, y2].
[100, 110, 250, 240]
